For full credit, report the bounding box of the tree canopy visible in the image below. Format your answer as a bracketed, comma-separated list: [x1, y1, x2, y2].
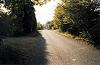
[0, 0, 38, 36]
[52, 0, 100, 44]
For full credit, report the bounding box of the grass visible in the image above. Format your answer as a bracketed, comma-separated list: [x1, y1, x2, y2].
[0, 36, 36, 65]
[54, 30, 91, 43]
[0, 31, 48, 65]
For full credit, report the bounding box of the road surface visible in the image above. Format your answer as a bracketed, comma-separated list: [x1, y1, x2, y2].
[36, 30, 100, 65]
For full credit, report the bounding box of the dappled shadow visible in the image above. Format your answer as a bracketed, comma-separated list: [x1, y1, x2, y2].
[0, 32, 48, 65]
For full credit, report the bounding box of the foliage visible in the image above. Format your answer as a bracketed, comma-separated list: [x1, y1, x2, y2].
[37, 22, 43, 30]
[0, 10, 14, 36]
[0, 0, 52, 36]
[0, 0, 37, 36]
[45, 22, 53, 30]
[52, 0, 100, 44]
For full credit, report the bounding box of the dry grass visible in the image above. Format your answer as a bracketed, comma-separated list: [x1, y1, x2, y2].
[54, 30, 90, 42]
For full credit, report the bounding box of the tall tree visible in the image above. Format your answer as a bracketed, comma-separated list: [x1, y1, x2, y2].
[3, 0, 37, 35]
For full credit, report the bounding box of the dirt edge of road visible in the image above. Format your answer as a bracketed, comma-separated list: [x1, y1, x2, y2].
[53, 30, 100, 50]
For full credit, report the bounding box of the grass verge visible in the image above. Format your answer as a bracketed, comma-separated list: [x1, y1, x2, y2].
[0, 35, 36, 65]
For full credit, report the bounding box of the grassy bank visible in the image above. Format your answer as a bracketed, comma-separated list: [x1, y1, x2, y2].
[55, 30, 94, 44]
[0, 35, 36, 65]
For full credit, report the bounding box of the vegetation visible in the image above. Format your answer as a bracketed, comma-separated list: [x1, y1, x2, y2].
[0, 34, 40, 64]
[51, 0, 100, 45]
[3, 0, 37, 36]
[0, 0, 42, 64]
[45, 21, 53, 30]
[37, 22, 43, 30]
[0, 0, 51, 36]
[0, 0, 100, 64]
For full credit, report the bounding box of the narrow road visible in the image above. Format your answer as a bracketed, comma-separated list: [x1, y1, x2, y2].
[38, 30, 100, 65]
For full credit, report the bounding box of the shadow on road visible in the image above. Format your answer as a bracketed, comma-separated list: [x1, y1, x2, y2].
[29, 32, 48, 65]
[0, 32, 48, 65]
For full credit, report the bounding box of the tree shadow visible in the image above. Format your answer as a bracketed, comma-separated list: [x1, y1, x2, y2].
[29, 32, 48, 65]
[0, 32, 48, 65]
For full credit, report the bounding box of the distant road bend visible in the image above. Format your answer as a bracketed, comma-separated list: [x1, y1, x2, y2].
[36, 30, 100, 65]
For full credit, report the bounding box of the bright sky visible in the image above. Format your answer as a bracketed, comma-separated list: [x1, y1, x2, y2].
[0, 4, 9, 12]
[34, 0, 61, 24]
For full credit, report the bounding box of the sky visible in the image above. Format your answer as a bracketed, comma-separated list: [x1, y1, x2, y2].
[0, 4, 9, 12]
[34, 0, 61, 24]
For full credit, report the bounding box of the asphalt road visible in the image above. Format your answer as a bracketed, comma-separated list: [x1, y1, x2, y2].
[38, 30, 100, 65]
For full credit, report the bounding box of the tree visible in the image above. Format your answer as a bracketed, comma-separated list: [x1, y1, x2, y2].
[52, 0, 100, 44]
[0, 0, 52, 36]
[2, 0, 37, 35]
[52, 3, 71, 32]
[37, 22, 43, 30]
[23, 1, 37, 33]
